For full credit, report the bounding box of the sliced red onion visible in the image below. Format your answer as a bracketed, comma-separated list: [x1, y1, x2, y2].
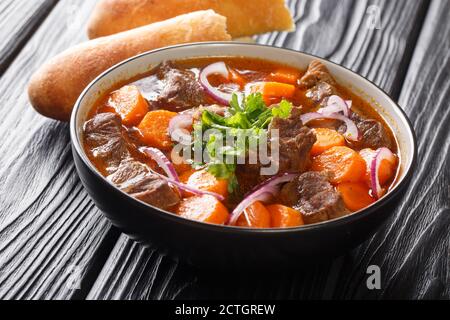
[141, 148, 225, 201]
[228, 173, 297, 226]
[141, 147, 180, 182]
[370, 147, 396, 200]
[345, 100, 352, 110]
[158, 175, 225, 201]
[199, 62, 233, 105]
[317, 95, 352, 118]
[168, 113, 193, 144]
[300, 112, 361, 141]
[319, 95, 351, 117]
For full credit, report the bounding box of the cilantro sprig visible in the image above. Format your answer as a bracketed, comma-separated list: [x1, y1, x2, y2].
[193, 93, 293, 193]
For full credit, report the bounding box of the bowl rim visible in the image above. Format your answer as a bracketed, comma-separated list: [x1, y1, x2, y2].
[70, 41, 417, 235]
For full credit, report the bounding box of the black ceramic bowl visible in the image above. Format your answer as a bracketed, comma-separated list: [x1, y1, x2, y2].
[70, 43, 417, 268]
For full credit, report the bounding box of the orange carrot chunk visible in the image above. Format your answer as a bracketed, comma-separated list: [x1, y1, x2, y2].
[170, 151, 193, 175]
[173, 162, 194, 176]
[250, 81, 296, 98]
[176, 195, 229, 225]
[236, 201, 271, 228]
[311, 128, 346, 156]
[311, 146, 366, 184]
[267, 204, 304, 228]
[360, 148, 397, 186]
[337, 182, 376, 212]
[270, 67, 301, 85]
[179, 169, 196, 183]
[108, 85, 149, 126]
[181, 169, 228, 199]
[138, 110, 178, 150]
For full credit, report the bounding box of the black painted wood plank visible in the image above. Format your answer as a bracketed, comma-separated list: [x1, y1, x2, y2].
[0, 0, 58, 75]
[87, 0, 434, 300]
[87, 235, 195, 300]
[0, 0, 119, 300]
[333, 0, 450, 299]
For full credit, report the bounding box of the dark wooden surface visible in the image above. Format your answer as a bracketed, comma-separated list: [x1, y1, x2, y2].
[0, 0, 57, 75]
[0, 0, 118, 300]
[0, 0, 448, 300]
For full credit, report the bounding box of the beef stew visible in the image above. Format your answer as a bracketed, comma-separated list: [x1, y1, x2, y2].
[82, 57, 399, 229]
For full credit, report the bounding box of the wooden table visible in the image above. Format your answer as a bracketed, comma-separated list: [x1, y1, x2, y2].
[0, 0, 448, 300]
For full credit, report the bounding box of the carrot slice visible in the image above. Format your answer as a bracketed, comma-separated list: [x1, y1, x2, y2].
[173, 162, 193, 175]
[170, 151, 193, 175]
[337, 182, 376, 212]
[180, 169, 228, 199]
[176, 195, 229, 225]
[311, 146, 366, 184]
[251, 81, 296, 98]
[270, 67, 301, 85]
[311, 128, 346, 156]
[360, 148, 397, 186]
[266, 204, 304, 228]
[179, 169, 196, 183]
[138, 110, 178, 150]
[236, 201, 271, 228]
[108, 85, 149, 126]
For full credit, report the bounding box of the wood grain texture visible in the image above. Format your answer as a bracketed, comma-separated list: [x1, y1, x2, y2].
[0, 0, 119, 300]
[0, 0, 57, 75]
[87, 0, 444, 300]
[332, 0, 450, 299]
[87, 235, 196, 300]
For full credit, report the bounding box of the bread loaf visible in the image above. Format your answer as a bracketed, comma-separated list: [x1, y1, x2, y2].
[87, 0, 295, 39]
[28, 10, 231, 121]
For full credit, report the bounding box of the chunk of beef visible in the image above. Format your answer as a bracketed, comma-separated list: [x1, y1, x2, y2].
[299, 61, 336, 87]
[299, 61, 394, 150]
[107, 160, 148, 185]
[108, 160, 180, 210]
[337, 112, 393, 150]
[306, 82, 337, 104]
[234, 165, 261, 198]
[268, 107, 317, 175]
[357, 120, 393, 150]
[84, 113, 180, 209]
[83, 113, 130, 174]
[235, 108, 316, 195]
[280, 172, 349, 224]
[299, 60, 337, 105]
[155, 61, 207, 111]
[352, 113, 393, 150]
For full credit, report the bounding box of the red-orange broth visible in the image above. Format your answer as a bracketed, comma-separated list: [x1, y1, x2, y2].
[83, 57, 399, 228]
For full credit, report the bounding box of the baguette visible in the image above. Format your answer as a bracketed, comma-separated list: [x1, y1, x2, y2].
[87, 0, 295, 39]
[28, 10, 231, 121]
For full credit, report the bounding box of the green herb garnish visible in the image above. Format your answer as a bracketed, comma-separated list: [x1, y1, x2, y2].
[193, 93, 293, 193]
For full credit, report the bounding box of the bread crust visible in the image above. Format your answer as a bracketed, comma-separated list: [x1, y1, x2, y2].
[28, 10, 231, 121]
[87, 0, 295, 39]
